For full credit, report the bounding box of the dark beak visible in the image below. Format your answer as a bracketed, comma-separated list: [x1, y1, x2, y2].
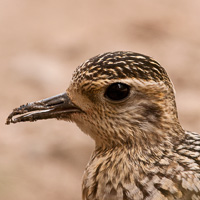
[6, 92, 81, 125]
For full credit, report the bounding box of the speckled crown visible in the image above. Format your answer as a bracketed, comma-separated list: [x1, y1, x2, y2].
[72, 51, 171, 86]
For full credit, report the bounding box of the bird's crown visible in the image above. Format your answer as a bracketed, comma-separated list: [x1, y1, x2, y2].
[71, 51, 171, 90]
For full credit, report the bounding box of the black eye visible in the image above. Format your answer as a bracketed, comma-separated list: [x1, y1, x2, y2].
[104, 83, 130, 101]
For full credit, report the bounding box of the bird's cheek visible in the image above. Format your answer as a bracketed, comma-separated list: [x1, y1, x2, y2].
[74, 118, 93, 135]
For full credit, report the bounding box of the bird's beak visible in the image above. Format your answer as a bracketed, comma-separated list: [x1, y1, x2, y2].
[6, 92, 81, 125]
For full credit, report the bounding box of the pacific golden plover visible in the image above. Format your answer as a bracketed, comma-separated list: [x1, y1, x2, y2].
[6, 51, 200, 200]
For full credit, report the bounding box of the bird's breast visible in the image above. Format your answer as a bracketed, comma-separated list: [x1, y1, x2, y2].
[82, 145, 200, 200]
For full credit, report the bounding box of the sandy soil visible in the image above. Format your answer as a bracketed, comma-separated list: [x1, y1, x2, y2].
[1, 0, 200, 199]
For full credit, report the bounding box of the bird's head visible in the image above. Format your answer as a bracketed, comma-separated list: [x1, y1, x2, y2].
[7, 51, 183, 147]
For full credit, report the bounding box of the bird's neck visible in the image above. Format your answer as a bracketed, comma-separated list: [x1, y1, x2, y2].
[82, 142, 173, 200]
[93, 118, 184, 154]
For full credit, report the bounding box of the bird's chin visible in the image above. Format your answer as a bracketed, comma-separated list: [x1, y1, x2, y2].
[6, 92, 82, 125]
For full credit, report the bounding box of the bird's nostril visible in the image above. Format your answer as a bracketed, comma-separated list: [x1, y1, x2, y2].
[46, 100, 64, 107]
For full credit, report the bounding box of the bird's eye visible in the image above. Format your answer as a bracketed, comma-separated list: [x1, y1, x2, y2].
[104, 83, 130, 101]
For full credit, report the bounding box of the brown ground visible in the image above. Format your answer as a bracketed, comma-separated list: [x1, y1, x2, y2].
[1, 1, 200, 200]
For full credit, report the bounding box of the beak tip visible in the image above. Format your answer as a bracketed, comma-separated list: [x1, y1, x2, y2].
[6, 110, 20, 125]
[6, 116, 14, 125]
[6, 114, 12, 125]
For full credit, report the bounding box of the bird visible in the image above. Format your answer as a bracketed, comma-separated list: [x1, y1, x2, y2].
[6, 51, 200, 200]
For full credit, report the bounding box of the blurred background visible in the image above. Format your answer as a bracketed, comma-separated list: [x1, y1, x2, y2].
[1, 0, 200, 199]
